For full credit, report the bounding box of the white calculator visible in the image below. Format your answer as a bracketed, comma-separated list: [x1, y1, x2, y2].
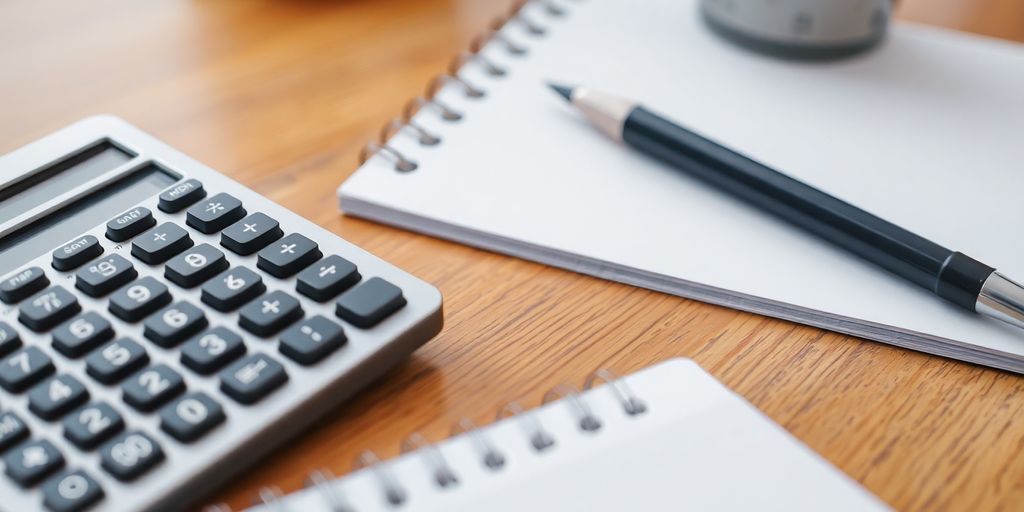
[0, 116, 444, 511]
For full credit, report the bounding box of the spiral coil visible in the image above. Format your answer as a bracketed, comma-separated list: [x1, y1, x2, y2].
[358, 0, 581, 172]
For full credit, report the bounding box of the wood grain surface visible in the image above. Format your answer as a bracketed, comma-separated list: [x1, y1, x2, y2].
[2, 1, 1023, 510]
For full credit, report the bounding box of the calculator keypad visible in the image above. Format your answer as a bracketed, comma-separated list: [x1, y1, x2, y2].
[4, 438, 64, 487]
[75, 254, 137, 298]
[0, 322, 22, 357]
[186, 192, 246, 234]
[221, 212, 283, 255]
[42, 469, 105, 512]
[158, 392, 225, 442]
[257, 233, 322, 278]
[108, 277, 171, 322]
[131, 223, 193, 265]
[51, 312, 115, 358]
[0, 347, 56, 392]
[52, 236, 103, 272]
[0, 267, 49, 304]
[105, 207, 156, 243]
[335, 277, 407, 328]
[296, 254, 360, 302]
[121, 364, 185, 412]
[179, 327, 245, 374]
[85, 339, 149, 385]
[99, 431, 163, 481]
[200, 266, 265, 312]
[238, 290, 303, 337]
[164, 243, 229, 288]
[27, 375, 89, 421]
[142, 301, 207, 348]
[19, 286, 81, 332]
[62, 402, 124, 450]
[0, 411, 30, 450]
[219, 353, 288, 404]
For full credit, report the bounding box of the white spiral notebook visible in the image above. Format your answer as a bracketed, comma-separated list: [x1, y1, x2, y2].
[247, 359, 885, 511]
[339, 0, 1024, 372]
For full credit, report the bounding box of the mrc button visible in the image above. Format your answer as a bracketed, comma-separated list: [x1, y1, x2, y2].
[106, 207, 156, 242]
[52, 236, 103, 271]
[158, 178, 206, 213]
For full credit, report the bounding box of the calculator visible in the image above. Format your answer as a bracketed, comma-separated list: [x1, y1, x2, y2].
[0, 116, 443, 511]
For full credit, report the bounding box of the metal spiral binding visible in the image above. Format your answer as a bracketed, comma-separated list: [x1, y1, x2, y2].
[542, 384, 602, 432]
[306, 469, 352, 512]
[584, 368, 648, 415]
[256, 486, 288, 512]
[400, 432, 460, 488]
[452, 417, 506, 469]
[359, 0, 573, 172]
[353, 450, 407, 506]
[497, 400, 556, 451]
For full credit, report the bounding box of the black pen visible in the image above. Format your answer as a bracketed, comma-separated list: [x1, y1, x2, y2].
[549, 83, 1024, 332]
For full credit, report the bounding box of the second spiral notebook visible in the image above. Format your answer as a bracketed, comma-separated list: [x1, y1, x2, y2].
[248, 359, 885, 511]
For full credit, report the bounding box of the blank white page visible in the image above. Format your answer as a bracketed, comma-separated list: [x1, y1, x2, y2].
[254, 359, 886, 511]
[340, 0, 1024, 370]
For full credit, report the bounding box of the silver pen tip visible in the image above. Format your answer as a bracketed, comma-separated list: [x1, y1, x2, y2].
[547, 82, 574, 102]
[976, 272, 1024, 332]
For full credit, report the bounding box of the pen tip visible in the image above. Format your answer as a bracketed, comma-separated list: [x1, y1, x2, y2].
[547, 82, 574, 102]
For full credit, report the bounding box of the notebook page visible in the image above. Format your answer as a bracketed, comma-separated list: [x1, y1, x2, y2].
[341, 0, 1024, 367]
[256, 359, 885, 511]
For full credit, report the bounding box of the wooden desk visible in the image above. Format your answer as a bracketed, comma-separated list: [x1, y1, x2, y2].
[2, 1, 1023, 510]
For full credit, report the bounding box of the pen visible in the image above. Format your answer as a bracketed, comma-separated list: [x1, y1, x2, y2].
[549, 83, 1024, 332]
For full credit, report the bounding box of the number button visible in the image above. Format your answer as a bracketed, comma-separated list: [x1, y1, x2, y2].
[74, 254, 137, 297]
[108, 277, 171, 322]
[131, 222, 193, 264]
[3, 439, 64, 487]
[158, 178, 206, 213]
[335, 277, 407, 328]
[220, 212, 283, 255]
[62, 402, 124, 450]
[296, 255, 360, 302]
[18, 286, 81, 332]
[279, 315, 347, 365]
[256, 233, 322, 278]
[238, 290, 303, 337]
[200, 266, 265, 312]
[85, 338, 148, 384]
[42, 469, 105, 512]
[52, 312, 114, 358]
[180, 327, 245, 374]
[0, 411, 30, 452]
[105, 206, 156, 242]
[99, 431, 163, 481]
[27, 375, 89, 421]
[142, 301, 207, 347]
[0, 266, 49, 304]
[0, 347, 55, 392]
[122, 364, 185, 412]
[220, 353, 288, 404]
[186, 192, 246, 234]
[159, 392, 225, 443]
[52, 235, 103, 271]
[0, 321, 22, 357]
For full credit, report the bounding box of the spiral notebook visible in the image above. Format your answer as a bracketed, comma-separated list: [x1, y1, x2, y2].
[340, 0, 1024, 372]
[246, 359, 886, 511]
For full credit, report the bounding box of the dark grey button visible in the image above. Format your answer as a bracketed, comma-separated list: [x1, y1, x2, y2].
[256, 233, 322, 278]
[164, 243, 228, 288]
[108, 277, 171, 322]
[0, 321, 22, 357]
[0, 411, 30, 452]
[180, 327, 245, 375]
[296, 255, 360, 302]
[99, 430, 163, 481]
[4, 438, 64, 487]
[105, 207, 156, 242]
[238, 290, 303, 337]
[52, 312, 114, 358]
[42, 469, 105, 512]
[0, 347, 55, 392]
[74, 254, 137, 297]
[28, 375, 89, 421]
[186, 192, 246, 234]
[159, 392, 225, 443]
[52, 236, 103, 271]
[19, 286, 81, 332]
[200, 266, 265, 312]
[0, 267, 49, 304]
[130, 222, 193, 265]
[142, 301, 207, 348]
[335, 277, 407, 328]
[158, 179, 206, 213]
[279, 315, 346, 365]
[220, 353, 288, 404]
[85, 338, 148, 384]
[122, 364, 185, 412]
[220, 212, 283, 255]
[62, 402, 124, 450]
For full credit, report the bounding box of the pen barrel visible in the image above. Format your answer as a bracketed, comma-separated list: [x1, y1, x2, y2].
[623, 107, 993, 310]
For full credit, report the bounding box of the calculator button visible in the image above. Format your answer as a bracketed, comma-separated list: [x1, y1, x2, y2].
[335, 277, 407, 328]
[221, 212, 283, 255]
[279, 316, 347, 365]
[122, 364, 185, 412]
[85, 339, 148, 384]
[108, 277, 172, 322]
[220, 353, 288, 404]
[238, 290, 303, 336]
[296, 255, 361, 302]
[131, 222, 193, 264]
[19, 286, 81, 332]
[74, 254, 137, 298]
[180, 327, 246, 375]
[256, 233, 322, 278]
[164, 243, 229, 288]
[159, 392, 225, 443]
[158, 178, 206, 213]
[0, 347, 55, 392]
[142, 301, 207, 348]
[52, 236, 103, 271]
[0, 322, 22, 357]
[63, 402, 124, 450]
[200, 266, 265, 312]
[0, 411, 30, 452]
[52, 312, 114, 358]
[99, 431, 163, 481]
[186, 192, 246, 234]
[105, 206, 156, 242]
[42, 469, 104, 512]
[4, 439, 64, 487]
[0, 267, 49, 304]
[28, 375, 89, 421]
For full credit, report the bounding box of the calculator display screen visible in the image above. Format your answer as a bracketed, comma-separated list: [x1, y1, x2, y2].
[0, 164, 178, 271]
